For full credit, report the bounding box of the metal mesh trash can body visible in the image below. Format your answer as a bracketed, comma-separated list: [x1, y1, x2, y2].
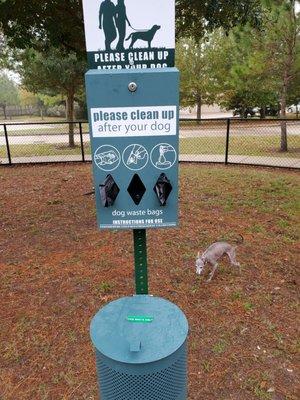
[90, 295, 189, 400]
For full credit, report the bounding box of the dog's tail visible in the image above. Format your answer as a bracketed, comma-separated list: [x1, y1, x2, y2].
[126, 33, 133, 41]
[219, 234, 244, 245]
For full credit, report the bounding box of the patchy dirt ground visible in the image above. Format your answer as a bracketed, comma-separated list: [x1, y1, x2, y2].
[0, 163, 299, 400]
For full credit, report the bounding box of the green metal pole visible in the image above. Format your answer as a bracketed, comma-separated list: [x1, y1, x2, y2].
[133, 229, 148, 295]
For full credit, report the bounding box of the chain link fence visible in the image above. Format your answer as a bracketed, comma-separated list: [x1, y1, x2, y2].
[0, 118, 299, 168]
[0, 121, 90, 165]
[180, 118, 300, 168]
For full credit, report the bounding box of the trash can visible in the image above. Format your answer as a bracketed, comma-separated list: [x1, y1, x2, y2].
[90, 295, 189, 400]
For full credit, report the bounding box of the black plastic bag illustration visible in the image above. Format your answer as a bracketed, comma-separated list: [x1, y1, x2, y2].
[127, 174, 146, 205]
[99, 174, 120, 207]
[153, 173, 172, 206]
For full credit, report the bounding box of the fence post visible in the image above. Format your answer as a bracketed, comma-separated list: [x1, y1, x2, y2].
[225, 118, 231, 165]
[3, 124, 12, 165]
[79, 122, 85, 162]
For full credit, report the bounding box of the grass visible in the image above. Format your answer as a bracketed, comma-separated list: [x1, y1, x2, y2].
[0, 121, 89, 137]
[244, 301, 255, 312]
[0, 115, 67, 124]
[1, 135, 299, 160]
[212, 339, 228, 354]
[231, 290, 243, 301]
[243, 376, 273, 400]
[96, 281, 114, 294]
[180, 135, 300, 157]
[0, 118, 298, 145]
[186, 168, 299, 217]
[201, 361, 211, 373]
[0, 143, 90, 158]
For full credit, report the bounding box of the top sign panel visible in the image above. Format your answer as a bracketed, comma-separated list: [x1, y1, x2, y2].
[82, 0, 175, 70]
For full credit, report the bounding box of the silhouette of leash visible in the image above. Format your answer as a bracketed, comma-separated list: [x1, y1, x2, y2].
[129, 25, 149, 32]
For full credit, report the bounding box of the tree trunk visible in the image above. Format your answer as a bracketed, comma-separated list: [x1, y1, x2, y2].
[2, 104, 7, 120]
[280, 78, 288, 152]
[260, 107, 266, 119]
[278, 3, 297, 152]
[196, 95, 202, 124]
[66, 91, 75, 148]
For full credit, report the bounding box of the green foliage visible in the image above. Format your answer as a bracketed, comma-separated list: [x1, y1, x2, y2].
[210, 1, 300, 119]
[176, 32, 224, 118]
[37, 94, 62, 108]
[19, 89, 38, 107]
[19, 89, 61, 109]
[0, 0, 263, 54]
[18, 48, 86, 145]
[214, 27, 280, 114]
[176, 1, 299, 117]
[19, 48, 86, 98]
[0, 72, 19, 105]
[0, 0, 85, 54]
[287, 35, 300, 106]
[0, 72, 19, 118]
[176, 0, 263, 39]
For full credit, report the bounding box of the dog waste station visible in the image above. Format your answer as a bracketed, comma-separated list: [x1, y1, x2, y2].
[83, 1, 188, 398]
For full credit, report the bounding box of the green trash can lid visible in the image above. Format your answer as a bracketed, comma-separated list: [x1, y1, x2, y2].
[90, 295, 188, 364]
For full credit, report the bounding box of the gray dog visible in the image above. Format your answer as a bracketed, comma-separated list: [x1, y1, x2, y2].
[196, 241, 241, 282]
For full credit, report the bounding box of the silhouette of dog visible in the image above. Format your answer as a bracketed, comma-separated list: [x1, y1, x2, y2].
[126, 25, 161, 49]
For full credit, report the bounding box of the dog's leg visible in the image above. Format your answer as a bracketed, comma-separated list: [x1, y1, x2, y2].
[227, 249, 241, 272]
[207, 263, 218, 282]
[130, 38, 137, 49]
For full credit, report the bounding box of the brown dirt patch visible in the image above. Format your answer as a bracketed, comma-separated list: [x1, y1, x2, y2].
[0, 163, 299, 400]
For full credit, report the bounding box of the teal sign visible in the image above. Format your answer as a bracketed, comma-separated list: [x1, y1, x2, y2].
[82, 0, 175, 70]
[85, 68, 179, 230]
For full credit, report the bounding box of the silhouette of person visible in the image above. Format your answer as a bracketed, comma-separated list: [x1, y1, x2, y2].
[99, 0, 117, 51]
[115, 0, 131, 51]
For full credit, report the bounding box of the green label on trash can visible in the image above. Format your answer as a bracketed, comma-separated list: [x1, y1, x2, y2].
[127, 316, 154, 323]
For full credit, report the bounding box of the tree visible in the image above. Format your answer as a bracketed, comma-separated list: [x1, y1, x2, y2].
[19, 89, 37, 107]
[0, 0, 263, 54]
[212, 26, 280, 118]
[287, 38, 300, 114]
[264, 0, 300, 151]
[176, 0, 263, 39]
[0, 0, 266, 124]
[176, 34, 222, 119]
[229, 0, 300, 149]
[19, 48, 86, 147]
[209, 1, 299, 151]
[0, 1, 85, 55]
[0, 72, 19, 119]
[19, 89, 63, 119]
[176, 28, 280, 119]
